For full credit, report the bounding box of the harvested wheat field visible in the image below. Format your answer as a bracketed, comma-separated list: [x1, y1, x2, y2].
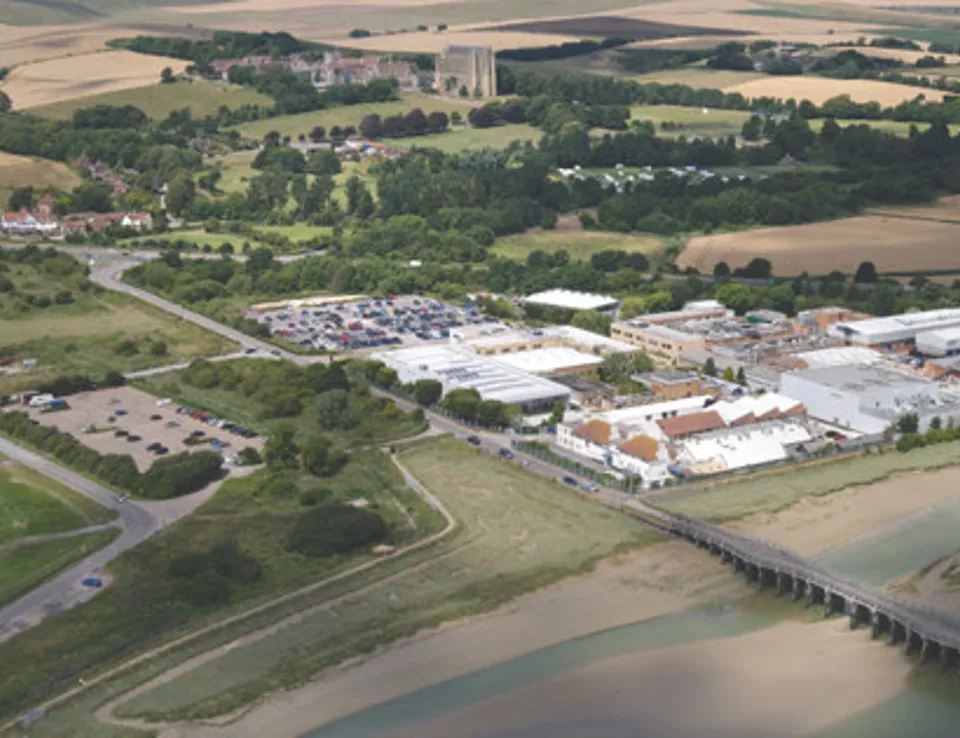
[0, 24, 127, 67]
[0, 152, 81, 208]
[2, 51, 189, 110]
[724, 76, 946, 105]
[679, 216, 960, 276]
[870, 195, 960, 224]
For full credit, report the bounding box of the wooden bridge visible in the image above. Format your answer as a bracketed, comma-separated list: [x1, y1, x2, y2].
[669, 513, 960, 667]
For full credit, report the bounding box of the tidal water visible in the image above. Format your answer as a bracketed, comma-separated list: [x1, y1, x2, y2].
[305, 504, 960, 738]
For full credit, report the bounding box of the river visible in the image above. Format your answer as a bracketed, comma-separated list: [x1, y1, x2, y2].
[303, 502, 960, 738]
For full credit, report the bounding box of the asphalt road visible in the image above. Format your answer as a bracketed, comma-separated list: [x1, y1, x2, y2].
[0, 437, 157, 643]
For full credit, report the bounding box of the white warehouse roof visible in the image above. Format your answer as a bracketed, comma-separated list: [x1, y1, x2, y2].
[795, 346, 883, 369]
[524, 289, 618, 312]
[832, 308, 960, 346]
[374, 345, 570, 407]
[489, 347, 604, 375]
[916, 326, 960, 357]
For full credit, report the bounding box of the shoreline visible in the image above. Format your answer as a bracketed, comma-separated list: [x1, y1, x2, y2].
[163, 542, 749, 738]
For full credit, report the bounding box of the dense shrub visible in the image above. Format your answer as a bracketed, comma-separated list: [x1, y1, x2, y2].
[286, 504, 388, 558]
[168, 540, 262, 606]
[139, 451, 224, 499]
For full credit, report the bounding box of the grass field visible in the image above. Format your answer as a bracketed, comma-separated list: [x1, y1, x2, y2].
[110, 438, 655, 722]
[656, 443, 960, 523]
[630, 104, 751, 138]
[678, 214, 960, 277]
[31, 80, 272, 121]
[120, 230, 246, 250]
[1, 51, 189, 110]
[631, 66, 766, 89]
[0, 255, 235, 395]
[393, 122, 541, 152]
[233, 95, 475, 142]
[0, 463, 114, 544]
[0, 151, 81, 209]
[493, 230, 662, 261]
[0, 529, 119, 608]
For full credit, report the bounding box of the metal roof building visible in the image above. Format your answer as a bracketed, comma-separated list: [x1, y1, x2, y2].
[524, 289, 618, 312]
[489, 347, 605, 375]
[374, 344, 570, 413]
[916, 326, 960, 358]
[780, 365, 960, 434]
[831, 308, 960, 347]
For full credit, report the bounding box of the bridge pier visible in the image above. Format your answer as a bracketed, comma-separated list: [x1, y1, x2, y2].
[888, 621, 906, 646]
[721, 550, 732, 564]
[792, 578, 806, 602]
[733, 557, 745, 574]
[904, 629, 920, 655]
[775, 572, 791, 597]
[939, 647, 958, 672]
[870, 611, 887, 640]
[920, 640, 940, 665]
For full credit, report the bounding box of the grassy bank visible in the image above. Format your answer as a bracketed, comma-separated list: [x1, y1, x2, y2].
[0, 528, 119, 608]
[0, 449, 442, 720]
[655, 444, 960, 523]
[112, 438, 657, 722]
[0, 463, 115, 544]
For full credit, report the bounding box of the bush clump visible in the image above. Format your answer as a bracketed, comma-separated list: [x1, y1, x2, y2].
[286, 504, 388, 558]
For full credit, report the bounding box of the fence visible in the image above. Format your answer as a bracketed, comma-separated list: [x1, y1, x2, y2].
[512, 440, 627, 490]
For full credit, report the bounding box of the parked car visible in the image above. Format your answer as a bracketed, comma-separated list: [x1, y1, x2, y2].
[499, 448, 515, 460]
[149, 414, 162, 421]
[114, 429, 128, 438]
[114, 409, 128, 416]
[146, 442, 161, 452]
[561, 476, 579, 487]
[81, 577, 103, 588]
[466, 435, 481, 446]
[126, 435, 141, 443]
[154, 446, 169, 455]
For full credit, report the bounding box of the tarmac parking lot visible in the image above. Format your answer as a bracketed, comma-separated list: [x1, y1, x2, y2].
[25, 386, 264, 472]
[247, 295, 501, 352]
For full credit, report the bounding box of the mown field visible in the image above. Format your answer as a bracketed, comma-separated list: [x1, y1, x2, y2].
[392, 122, 541, 152]
[492, 229, 662, 262]
[108, 438, 656, 723]
[678, 214, 960, 277]
[0, 463, 114, 544]
[630, 104, 751, 138]
[31, 80, 272, 121]
[233, 95, 475, 142]
[0, 151, 81, 209]
[723, 75, 948, 106]
[0, 462, 117, 608]
[0, 253, 235, 395]
[655, 442, 960, 523]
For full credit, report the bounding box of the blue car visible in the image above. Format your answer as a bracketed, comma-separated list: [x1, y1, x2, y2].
[561, 476, 579, 487]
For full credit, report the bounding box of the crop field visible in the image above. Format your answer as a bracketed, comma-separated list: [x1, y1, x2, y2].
[723, 76, 948, 106]
[630, 104, 751, 137]
[493, 230, 661, 262]
[0, 257, 235, 395]
[678, 214, 960, 277]
[0, 463, 114, 544]
[233, 95, 475, 142]
[0, 25, 133, 66]
[31, 80, 272, 121]
[810, 118, 960, 138]
[0, 151, 81, 208]
[108, 438, 655, 723]
[490, 15, 743, 40]
[1, 51, 189, 110]
[869, 195, 960, 224]
[655, 442, 960, 523]
[338, 30, 581, 54]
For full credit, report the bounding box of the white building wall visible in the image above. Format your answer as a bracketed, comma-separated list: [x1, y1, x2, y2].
[780, 372, 862, 430]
